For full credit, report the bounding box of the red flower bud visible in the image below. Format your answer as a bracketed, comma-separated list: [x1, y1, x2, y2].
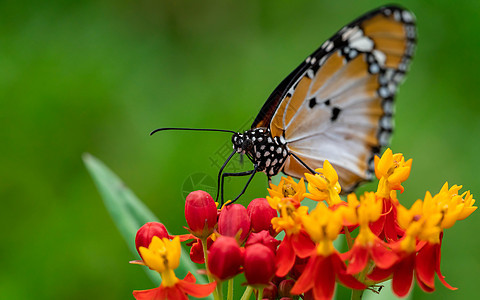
[245, 230, 280, 254]
[189, 237, 214, 264]
[262, 282, 278, 300]
[247, 198, 277, 234]
[185, 190, 218, 238]
[135, 222, 169, 258]
[218, 204, 251, 243]
[278, 279, 295, 298]
[244, 244, 276, 286]
[207, 236, 243, 281]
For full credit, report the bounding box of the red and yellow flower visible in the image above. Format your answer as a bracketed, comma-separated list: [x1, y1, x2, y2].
[340, 192, 398, 274]
[132, 236, 216, 300]
[291, 203, 366, 299]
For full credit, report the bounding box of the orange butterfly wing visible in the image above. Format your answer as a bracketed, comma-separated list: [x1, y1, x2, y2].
[252, 5, 416, 192]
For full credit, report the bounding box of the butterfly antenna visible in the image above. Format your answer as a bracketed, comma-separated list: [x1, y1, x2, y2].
[150, 127, 237, 136]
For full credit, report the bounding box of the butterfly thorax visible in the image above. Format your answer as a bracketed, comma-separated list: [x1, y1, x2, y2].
[232, 127, 288, 176]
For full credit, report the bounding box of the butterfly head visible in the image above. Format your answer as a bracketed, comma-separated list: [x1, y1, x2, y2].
[232, 132, 254, 154]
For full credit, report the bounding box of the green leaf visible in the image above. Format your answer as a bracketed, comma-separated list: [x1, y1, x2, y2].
[83, 153, 205, 285]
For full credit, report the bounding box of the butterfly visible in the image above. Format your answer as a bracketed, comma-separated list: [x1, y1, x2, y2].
[152, 5, 416, 204]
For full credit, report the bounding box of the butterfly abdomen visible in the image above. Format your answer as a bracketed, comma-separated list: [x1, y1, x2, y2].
[232, 128, 288, 176]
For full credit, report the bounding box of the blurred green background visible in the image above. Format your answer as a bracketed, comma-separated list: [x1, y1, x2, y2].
[1, 0, 479, 299]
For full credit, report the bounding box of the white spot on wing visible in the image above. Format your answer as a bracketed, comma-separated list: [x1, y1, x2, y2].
[349, 49, 358, 59]
[349, 36, 374, 52]
[383, 100, 394, 114]
[373, 50, 386, 66]
[379, 86, 389, 98]
[369, 64, 379, 74]
[380, 116, 393, 130]
[306, 69, 314, 78]
[324, 41, 334, 52]
[379, 131, 391, 146]
[393, 10, 401, 21]
[402, 10, 413, 22]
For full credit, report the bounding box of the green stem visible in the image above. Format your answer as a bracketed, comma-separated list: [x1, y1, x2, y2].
[201, 238, 221, 300]
[240, 286, 254, 300]
[201, 238, 214, 282]
[227, 278, 234, 300]
[351, 288, 364, 300]
[216, 282, 224, 300]
[256, 288, 264, 300]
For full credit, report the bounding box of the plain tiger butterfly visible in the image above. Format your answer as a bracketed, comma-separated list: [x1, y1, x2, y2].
[152, 5, 416, 204]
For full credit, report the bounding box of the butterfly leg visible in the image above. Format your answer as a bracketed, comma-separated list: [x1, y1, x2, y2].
[290, 153, 318, 174]
[216, 150, 237, 203]
[220, 165, 258, 205]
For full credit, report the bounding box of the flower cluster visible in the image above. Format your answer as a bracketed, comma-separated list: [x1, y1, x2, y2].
[130, 149, 476, 300]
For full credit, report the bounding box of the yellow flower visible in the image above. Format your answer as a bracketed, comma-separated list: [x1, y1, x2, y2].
[267, 176, 306, 203]
[269, 196, 309, 235]
[396, 198, 440, 251]
[396, 182, 476, 251]
[426, 182, 476, 229]
[375, 148, 412, 197]
[458, 190, 477, 220]
[138, 236, 181, 287]
[301, 202, 343, 256]
[342, 192, 382, 226]
[304, 160, 342, 206]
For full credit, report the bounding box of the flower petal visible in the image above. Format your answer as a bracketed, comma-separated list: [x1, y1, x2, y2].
[415, 242, 436, 289]
[182, 272, 196, 283]
[291, 231, 316, 258]
[291, 255, 319, 295]
[367, 266, 393, 281]
[434, 237, 457, 290]
[276, 235, 296, 277]
[345, 246, 368, 275]
[313, 256, 336, 300]
[133, 286, 167, 300]
[415, 272, 434, 293]
[332, 254, 366, 290]
[371, 241, 398, 269]
[392, 253, 415, 297]
[177, 278, 217, 298]
[165, 286, 188, 300]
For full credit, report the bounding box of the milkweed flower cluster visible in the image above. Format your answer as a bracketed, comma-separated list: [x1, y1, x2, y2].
[130, 149, 476, 300]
